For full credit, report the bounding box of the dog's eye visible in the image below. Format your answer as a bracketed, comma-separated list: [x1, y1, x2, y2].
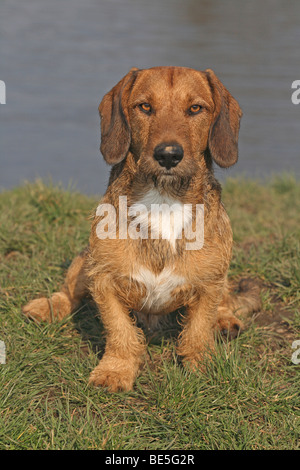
[139, 103, 152, 114]
[189, 104, 203, 115]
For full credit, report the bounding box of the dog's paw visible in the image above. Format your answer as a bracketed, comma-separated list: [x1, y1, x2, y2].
[180, 348, 215, 374]
[22, 297, 53, 322]
[89, 359, 137, 392]
[22, 292, 72, 323]
[216, 314, 244, 340]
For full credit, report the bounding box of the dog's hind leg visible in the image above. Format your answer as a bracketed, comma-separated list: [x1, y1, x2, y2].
[216, 277, 262, 339]
[23, 249, 89, 322]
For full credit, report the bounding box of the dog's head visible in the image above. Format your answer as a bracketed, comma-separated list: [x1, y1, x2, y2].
[99, 66, 242, 185]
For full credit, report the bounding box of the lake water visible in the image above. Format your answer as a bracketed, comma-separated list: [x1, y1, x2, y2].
[1, 0, 300, 195]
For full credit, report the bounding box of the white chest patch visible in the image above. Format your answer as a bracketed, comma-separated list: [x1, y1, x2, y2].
[129, 189, 192, 249]
[132, 266, 186, 313]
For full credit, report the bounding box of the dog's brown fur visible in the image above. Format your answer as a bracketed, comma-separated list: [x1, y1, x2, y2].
[23, 66, 261, 392]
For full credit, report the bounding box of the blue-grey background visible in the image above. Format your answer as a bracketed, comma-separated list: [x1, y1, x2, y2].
[1, 0, 300, 195]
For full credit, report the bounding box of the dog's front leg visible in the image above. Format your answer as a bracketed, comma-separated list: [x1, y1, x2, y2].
[89, 282, 146, 392]
[177, 286, 222, 370]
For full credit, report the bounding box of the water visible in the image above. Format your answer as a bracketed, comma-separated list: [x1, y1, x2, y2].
[1, 0, 300, 195]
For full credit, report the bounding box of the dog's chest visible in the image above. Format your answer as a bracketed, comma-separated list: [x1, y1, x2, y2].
[129, 188, 192, 249]
[132, 266, 186, 313]
[129, 188, 189, 312]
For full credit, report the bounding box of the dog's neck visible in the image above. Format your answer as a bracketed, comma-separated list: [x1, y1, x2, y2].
[106, 151, 221, 207]
[130, 173, 193, 204]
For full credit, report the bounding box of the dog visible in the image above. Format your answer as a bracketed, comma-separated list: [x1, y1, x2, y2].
[23, 66, 261, 392]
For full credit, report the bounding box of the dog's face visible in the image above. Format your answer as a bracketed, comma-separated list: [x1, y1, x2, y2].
[99, 66, 242, 186]
[127, 67, 214, 185]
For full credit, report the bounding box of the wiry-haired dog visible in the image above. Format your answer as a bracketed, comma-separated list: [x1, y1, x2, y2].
[23, 67, 261, 391]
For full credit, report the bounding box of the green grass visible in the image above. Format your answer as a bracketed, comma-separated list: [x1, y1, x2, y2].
[0, 176, 299, 450]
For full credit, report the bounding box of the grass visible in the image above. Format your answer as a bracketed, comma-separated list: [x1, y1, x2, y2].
[0, 176, 299, 450]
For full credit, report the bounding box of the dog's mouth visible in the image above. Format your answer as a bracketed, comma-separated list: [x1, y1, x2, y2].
[136, 157, 193, 194]
[156, 164, 181, 177]
[151, 172, 192, 194]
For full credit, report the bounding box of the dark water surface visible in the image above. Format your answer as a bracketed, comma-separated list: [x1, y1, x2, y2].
[1, 0, 300, 194]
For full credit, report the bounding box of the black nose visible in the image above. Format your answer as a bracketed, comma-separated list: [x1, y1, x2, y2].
[153, 143, 184, 170]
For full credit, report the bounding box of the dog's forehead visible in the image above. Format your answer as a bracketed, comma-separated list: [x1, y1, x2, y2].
[130, 67, 213, 103]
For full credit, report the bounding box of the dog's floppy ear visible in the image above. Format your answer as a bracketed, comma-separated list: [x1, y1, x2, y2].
[99, 68, 139, 165]
[204, 69, 243, 168]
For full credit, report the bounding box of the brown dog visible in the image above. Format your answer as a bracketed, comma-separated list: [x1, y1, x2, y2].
[23, 66, 261, 392]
